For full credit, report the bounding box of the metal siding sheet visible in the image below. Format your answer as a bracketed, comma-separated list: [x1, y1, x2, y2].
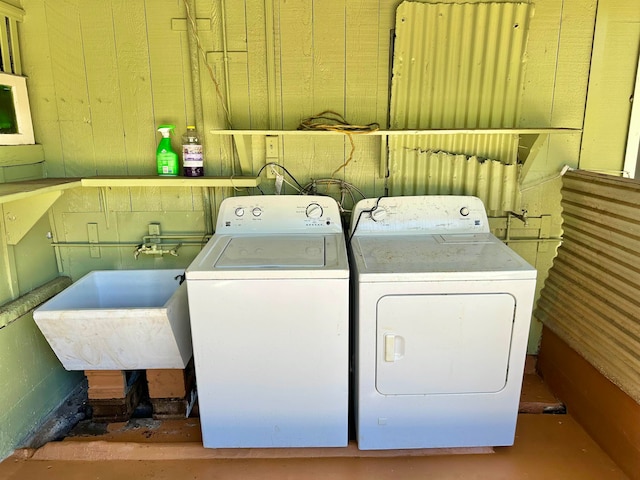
[388, 2, 532, 211]
[390, 2, 532, 129]
[388, 136, 521, 214]
[535, 170, 640, 403]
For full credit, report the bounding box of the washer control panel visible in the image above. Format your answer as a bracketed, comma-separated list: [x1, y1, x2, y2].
[350, 196, 490, 235]
[217, 195, 342, 234]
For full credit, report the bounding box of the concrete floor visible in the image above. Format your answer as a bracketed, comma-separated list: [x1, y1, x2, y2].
[0, 375, 629, 479]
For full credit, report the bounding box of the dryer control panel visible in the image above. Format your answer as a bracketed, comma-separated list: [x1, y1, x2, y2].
[350, 195, 490, 235]
[216, 195, 343, 234]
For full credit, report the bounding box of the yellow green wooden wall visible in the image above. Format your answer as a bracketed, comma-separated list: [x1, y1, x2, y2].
[13, 0, 638, 345]
[16, 0, 598, 347]
[581, 0, 640, 173]
[0, 0, 639, 459]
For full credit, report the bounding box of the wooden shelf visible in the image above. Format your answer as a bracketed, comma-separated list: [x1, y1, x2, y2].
[80, 176, 261, 188]
[210, 128, 582, 136]
[0, 175, 261, 245]
[0, 178, 81, 204]
[214, 128, 582, 180]
[0, 176, 260, 205]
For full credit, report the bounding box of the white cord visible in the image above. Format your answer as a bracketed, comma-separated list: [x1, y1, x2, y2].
[271, 165, 301, 193]
[580, 168, 631, 177]
[521, 165, 633, 192]
[520, 165, 573, 192]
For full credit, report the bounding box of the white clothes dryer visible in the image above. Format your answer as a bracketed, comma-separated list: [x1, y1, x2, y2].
[186, 195, 349, 448]
[349, 195, 537, 450]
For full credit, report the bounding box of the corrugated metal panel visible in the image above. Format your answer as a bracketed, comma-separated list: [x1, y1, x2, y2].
[388, 2, 532, 202]
[390, 1, 533, 130]
[387, 136, 521, 215]
[535, 170, 640, 403]
[388, 133, 520, 166]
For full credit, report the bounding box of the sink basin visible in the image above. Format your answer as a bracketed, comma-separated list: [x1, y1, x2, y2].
[33, 269, 192, 371]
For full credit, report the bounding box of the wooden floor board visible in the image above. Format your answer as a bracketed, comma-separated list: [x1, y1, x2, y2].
[0, 414, 627, 480]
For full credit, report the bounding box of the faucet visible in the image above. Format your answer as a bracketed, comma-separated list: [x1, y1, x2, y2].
[134, 243, 181, 259]
[507, 209, 529, 227]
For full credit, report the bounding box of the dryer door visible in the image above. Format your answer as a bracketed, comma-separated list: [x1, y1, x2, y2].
[376, 293, 515, 395]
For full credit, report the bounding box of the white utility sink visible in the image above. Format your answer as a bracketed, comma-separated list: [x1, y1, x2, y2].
[34, 269, 192, 370]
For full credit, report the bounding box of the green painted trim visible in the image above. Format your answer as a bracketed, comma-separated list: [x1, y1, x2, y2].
[8, 16, 21, 74]
[0, 1, 24, 22]
[0, 163, 45, 183]
[0, 368, 82, 460]
[0, 277, 71, 329]
[0, 145, 45, 166]
[0, 312, 82, 461]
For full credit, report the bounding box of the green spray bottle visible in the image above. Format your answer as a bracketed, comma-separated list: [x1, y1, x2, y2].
[156, 125, 179, 176]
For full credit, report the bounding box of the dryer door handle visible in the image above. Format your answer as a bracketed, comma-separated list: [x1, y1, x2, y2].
[384, 334, 405, 362]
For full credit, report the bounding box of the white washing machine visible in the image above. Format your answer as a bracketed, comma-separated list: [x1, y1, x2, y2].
[349, 195, 537, 450]
[185, 195, 349, 448]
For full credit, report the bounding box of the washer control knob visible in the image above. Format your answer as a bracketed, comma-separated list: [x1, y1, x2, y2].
[306, 203, 324, 219]
[370, 207, 387, 222]
[252, 207, 263, 217]
[460, 207, 470, 217]
[234, 207, 245, 217]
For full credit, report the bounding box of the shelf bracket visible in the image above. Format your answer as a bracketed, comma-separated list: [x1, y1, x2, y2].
[519, 133, 549, 183]
[232, 134, 253, 175]
[2, 190, 63, 245]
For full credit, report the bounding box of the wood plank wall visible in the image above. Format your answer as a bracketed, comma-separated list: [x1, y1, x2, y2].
[539, 327, 640, 480]
[19, 0, 595, 189]
[536, 170, 640, 480]
[15, 0, 601, 352]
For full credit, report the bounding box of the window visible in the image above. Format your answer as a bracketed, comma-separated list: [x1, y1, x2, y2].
[0, 72, 34, 145]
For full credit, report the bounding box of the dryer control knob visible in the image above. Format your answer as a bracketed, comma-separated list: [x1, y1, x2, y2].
[370, 207, 387, 222]
[252, 207, 263, 217]
[306, 203, 324, 219]
[460, 207, 470, 217]
[235, 207, 245, 217]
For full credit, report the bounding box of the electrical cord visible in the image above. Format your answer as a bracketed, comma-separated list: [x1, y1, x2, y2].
[182, 0, 232, 128]
[297, 111, 379, 177]
[347, 196, 386, 246]
[301, 178, 367, 213]
[257, 162, 369, 216]
[298, 111, 380, 133]
[301, 178, 367, 200]
[279, 173, 302, 193]
[257, 162, 306, 191]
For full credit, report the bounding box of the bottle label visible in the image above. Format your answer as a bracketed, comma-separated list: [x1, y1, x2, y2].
[157, 152, 178, 175]
[183, 144, 203, 168]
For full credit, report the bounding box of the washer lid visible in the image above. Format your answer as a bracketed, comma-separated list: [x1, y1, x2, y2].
[215, 236, 325, 268]
[351, 233, 536, 281]
[186, 233, 349, 279]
